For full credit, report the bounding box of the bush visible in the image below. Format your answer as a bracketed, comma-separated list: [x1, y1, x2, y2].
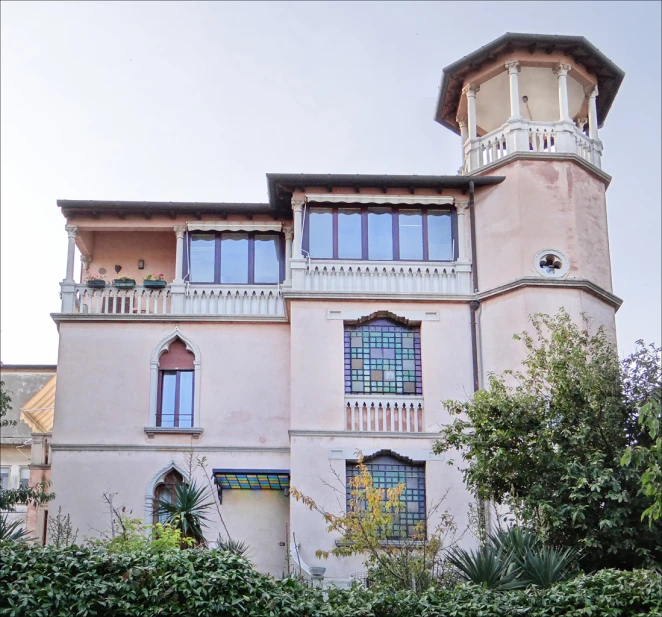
[1, 543, 660, 617]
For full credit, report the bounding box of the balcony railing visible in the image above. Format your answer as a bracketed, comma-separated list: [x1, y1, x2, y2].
[71, 284, 284, 318]
[345, 396, 424, 432]
[463, 119, 603, 174]
[292, 260, 471, 295]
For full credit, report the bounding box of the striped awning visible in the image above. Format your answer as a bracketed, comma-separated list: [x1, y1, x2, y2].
[20, 375, 56, 433]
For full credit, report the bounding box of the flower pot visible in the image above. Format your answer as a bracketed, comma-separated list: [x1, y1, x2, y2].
[86, 280, 106, 289]
[113, 279, 136, 289]
[143, 280, 167, 289]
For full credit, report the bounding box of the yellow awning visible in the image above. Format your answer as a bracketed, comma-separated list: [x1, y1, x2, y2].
[20, 375, 56, 433]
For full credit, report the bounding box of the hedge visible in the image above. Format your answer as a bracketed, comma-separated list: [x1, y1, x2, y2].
[1, 543, 661, 617]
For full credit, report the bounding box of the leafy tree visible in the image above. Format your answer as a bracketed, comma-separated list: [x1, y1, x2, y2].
[434, 310, 662, 570]
[290, 452, 460, 591]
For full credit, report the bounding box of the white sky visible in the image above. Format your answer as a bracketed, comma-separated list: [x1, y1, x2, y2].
[1, 1, 660, 364]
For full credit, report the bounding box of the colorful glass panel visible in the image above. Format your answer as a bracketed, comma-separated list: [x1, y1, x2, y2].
[344, 318, 422, 395]
[346, 457, 426, 538]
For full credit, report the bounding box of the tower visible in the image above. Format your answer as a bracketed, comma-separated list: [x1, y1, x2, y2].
[436, 33, 624, 374]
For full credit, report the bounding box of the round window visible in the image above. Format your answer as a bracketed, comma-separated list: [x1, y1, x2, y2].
[533, 249, 569, 278]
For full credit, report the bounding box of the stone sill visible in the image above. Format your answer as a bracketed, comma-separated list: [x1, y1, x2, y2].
[144, 427, 204, 439]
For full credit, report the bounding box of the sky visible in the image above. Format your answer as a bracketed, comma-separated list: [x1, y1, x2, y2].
[1, 1, 660, 364]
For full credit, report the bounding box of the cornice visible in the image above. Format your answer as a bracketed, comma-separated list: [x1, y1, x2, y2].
[289, 430, 441, 439]
[50, 443, 290, 453]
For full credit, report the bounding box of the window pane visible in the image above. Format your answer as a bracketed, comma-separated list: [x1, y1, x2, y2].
[399, 211, 423, 260]
[254, 235, 280, 283]
[0, 467, 9, 489]
[159, 372, 177, 427]
[338, 210, 362, 259]
[428, 211, 453, 260]
[178, 372, 194, 428]
[221, 233, 249, 283]
[190, 234, 215, 282]
[20, 468, 30, 489]
[308, 209, 333, 258]
[368, 209, 393, 260]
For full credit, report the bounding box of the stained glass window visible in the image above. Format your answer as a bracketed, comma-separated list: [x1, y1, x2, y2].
[344, 318, 422, 395]
[346, 454, 426, 538]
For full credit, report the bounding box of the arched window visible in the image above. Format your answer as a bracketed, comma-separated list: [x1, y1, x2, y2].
[157, 339, 195, 428]
[344, 314, 422, 396]
[148, 327, 202, 431]
[153, 468, 184, 524]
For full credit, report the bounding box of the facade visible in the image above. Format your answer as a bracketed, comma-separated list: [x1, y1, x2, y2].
[47, 33, 623, 583]
[0, 364, 56, 542]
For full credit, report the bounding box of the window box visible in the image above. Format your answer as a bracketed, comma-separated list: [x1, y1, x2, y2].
[144, 280, 167, 289]
[113, 278, 136, 288]
[86, 280, 106, 289]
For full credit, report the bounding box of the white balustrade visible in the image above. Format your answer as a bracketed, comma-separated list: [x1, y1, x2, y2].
[345, 396, 424, 432]
[72, 284, 284, 318]
[75, 285, 171, 315]
[295, 261, 471, 295]
[463, 119, 602, 173]
[183, 285, 284, 317]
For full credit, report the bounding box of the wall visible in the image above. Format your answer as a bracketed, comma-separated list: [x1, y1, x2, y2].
[84, 231, 176, 283]
[475, 160, 612, 292]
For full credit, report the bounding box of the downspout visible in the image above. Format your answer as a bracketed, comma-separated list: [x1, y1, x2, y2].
[468, 180, 480, 393]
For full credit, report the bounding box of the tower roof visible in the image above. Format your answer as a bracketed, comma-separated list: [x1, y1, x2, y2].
[435, 33, 625, 136]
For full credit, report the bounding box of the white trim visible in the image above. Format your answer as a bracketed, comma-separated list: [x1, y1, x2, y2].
[304, 193, 455, 206]
[186, 221, 283, 232]
[328, 448, 444, 461]
[148, 327, 202, 428]
[327, 309, 439, 321]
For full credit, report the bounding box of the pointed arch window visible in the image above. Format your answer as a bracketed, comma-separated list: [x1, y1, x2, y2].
[157, 339, 195, 428]
[153, 469, 184, 524]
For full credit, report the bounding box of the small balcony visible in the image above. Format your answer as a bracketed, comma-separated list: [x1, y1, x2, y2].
[345, 395, 424, 433]
[463, 119, 602, 174]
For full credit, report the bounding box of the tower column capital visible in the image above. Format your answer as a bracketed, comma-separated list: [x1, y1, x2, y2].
[462, 83, 480, 98]
[504, 60, 521, 74]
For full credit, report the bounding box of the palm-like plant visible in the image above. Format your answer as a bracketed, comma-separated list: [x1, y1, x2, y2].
[489, 526, 540, 562]
[156, 481, 214, 546]
[0, 514, 31, 542]
[216, 535, 250, 557]
[447, 545, 523, 590]
[519, 547, 578, 588]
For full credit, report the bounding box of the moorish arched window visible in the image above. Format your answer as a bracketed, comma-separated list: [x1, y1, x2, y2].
[344, 314, 422, 396]
[152, 468, 184, 524]
[157, 339, 195, 428]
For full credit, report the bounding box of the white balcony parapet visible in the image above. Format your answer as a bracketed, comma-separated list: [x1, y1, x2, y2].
[345, 395, 424, 433]
[463, 119, 603, 174]
[70, 284, 284, 318]
[292, 260, 471, 295]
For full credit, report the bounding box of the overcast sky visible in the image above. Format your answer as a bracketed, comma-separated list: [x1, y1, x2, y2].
[1, 1, 660, 364]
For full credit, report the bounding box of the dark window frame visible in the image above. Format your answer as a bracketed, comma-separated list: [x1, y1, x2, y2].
[183, 231, 285, 285]
[303, 206, 458, 262]
[156, 369, 195, 428]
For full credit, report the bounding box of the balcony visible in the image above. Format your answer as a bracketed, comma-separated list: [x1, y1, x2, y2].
[463, 119, 602, 174]
[69, 284, 285, 318]
[345, 395, 424, 433]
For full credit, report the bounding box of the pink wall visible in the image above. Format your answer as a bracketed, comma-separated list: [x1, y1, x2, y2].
[476, 161, 612, 293]
[85, 231, 176, 283]
[53, 321, 290, 447]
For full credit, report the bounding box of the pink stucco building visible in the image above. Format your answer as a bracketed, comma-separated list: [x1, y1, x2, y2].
[47, 33, 624, 583]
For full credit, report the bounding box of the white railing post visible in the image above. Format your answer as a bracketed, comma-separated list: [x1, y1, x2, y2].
[60, 225, 78, 312]
[171, 225, 186, 313]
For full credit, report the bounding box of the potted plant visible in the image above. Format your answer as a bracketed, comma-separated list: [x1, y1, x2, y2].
[86, 272, 106, 288]
[143, 273, 167, 289]
[113, 275, 136, 289]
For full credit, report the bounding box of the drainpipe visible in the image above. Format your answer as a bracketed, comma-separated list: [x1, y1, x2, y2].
[468, 180, 478, 293]
[469, 300, 480, 393]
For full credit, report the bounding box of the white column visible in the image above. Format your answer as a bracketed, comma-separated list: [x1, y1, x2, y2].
[505, 61, 521, 119]
[463, 84, 480, 139]
[173, 226, 186, 283]
[455, 201, 468, 261]
[64, 225, 78, 282]
[284, 226, 293, 285]
[554, 63, 572, 121]
[587, 85, 599, 140]
[457, 117, 469, 168]
[291, 197, 305, 259]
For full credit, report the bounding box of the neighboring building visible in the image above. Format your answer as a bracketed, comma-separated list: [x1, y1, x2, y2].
[0, 364, 56, 541]
[48, 33, 623, 583]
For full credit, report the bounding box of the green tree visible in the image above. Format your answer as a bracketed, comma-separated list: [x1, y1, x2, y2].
[433, 310, 662, 570]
